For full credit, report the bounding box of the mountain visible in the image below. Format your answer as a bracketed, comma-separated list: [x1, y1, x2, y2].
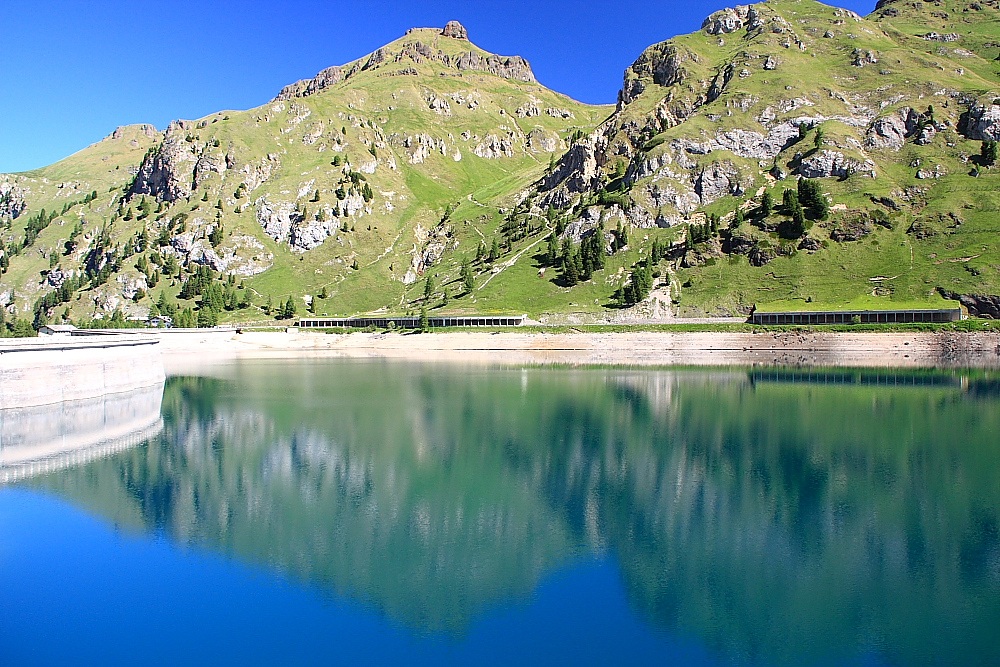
[534, 0, 1000, 317]
[0, 21, 608, 326]
[3, 5, 1000, 328]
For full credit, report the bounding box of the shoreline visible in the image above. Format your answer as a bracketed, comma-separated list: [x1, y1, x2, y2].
[152, 329, 1000, 373]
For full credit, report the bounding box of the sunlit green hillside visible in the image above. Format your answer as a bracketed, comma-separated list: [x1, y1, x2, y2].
[4, 3, 1000, 327]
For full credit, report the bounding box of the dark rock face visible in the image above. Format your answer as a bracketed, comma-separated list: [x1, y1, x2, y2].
[0, 182, 27, 220]
[129, 131, 198, 202]
[618, 44, 692, 107]
[542, 140, 601, 193]
[830, 217, 873, 242]
[962, 102, 1000, 141]
[798, 150, 876, 179]
[798, 236, 823, 252]
[276, 66, 344, 101]
[748, 246, 775, 267]
[694, 161, 744, 203]
[724, 233, 755, 256]
[939, 290, 1000, 318]
[866, 107, 920, 150]
[454, 51, 535, 82]
[441, 20, 468, 39]
[129, 121, 232, 202]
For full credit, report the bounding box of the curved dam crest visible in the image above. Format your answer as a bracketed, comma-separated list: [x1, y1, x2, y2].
[0, 333, 165, 409]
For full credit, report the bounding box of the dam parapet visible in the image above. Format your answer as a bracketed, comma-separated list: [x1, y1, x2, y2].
[0, 333, 164, 409]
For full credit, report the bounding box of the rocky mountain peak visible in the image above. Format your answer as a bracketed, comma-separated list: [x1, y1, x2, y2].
[275, 23, 534, 101]
[110, 124, 159, 141]
[441, 20, 469, 40]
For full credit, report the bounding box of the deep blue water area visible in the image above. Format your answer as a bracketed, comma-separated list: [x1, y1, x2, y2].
[2, 361, 998, 666]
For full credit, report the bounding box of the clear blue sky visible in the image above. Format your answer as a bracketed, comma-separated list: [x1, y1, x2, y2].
[1, 0, 875, 173]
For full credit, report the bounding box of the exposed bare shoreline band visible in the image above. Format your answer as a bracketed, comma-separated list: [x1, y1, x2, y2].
[154, 330, 1000, 372]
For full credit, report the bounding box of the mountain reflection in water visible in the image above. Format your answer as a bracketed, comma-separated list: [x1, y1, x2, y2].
[24, 361, 1000, 666]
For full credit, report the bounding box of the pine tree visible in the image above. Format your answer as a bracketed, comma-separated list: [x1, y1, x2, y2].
[812, 192, 829, 221]
[592, 221, 607, 270]
[627, 261, 653, 304]
[461, 258, 475, 293]
[559, 237, 573, 269]
[488, 236, 500, 263]
[579, 244, 593, 281]
[789, 206, 807, 238]
[175, 308, 197, 328]
[797, 178, 828, 220]
[546, 233, 559, 266]
[759, 190, 773, 218]
[209, 223, 224, 247]
[197, 307, 218, 328]
[282, 296, 297, 320]
[424, 275, 435, 302]
[419, 306, 429, 331]
[783, 189, 799, 214]
[982, 140, 998, 167]
[617, 223, 629, 251]
[562, 246, 580, 286]
[201, 283, 225, 312]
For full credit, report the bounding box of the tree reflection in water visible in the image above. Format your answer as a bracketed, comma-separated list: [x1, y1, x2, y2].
[26, 361, 1000, 665]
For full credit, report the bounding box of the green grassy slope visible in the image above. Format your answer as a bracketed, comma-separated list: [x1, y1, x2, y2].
[534, 0, 1000, 318]
[0, 24, 610, 326]
[5, 4, 1000, 327]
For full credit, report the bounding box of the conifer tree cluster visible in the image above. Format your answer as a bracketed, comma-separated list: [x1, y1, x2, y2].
[783, 188, 807, 238]
[686, 215, 719, 248]
[797, 178, 829, 221]
[557, 223, 607, 286]
[613, 261, 654, 306]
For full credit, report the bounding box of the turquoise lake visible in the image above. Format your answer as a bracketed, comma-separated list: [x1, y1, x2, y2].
[2, 360, 999, 666]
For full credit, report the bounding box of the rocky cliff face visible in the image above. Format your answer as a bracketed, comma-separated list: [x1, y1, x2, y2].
[441, 20, 468, 40]
[276, 21, 534, 102]
[535, 0, 994, 233]
[0, 181, 28, 220]
[129, 121, 225, 201]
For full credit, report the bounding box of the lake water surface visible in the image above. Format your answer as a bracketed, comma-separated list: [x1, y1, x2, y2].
[2, 360, 999, 666]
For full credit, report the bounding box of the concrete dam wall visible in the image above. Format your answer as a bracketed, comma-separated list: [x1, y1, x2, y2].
[0, 334, 165, 483]
[0, 334, 165, 409]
